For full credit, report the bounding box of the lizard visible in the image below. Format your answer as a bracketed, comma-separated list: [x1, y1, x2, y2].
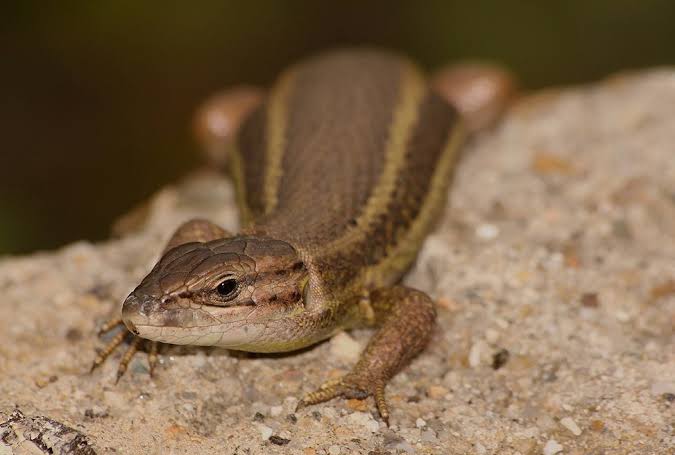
[91, 48, 514, 424]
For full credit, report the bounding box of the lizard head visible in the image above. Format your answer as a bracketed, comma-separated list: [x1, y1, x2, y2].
[121, 236, 310, 350]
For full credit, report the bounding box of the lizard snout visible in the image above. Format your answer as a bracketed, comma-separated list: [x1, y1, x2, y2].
[121, 292, 156, 332]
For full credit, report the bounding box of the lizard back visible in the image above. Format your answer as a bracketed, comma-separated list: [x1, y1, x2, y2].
[232, 49, 463, 290]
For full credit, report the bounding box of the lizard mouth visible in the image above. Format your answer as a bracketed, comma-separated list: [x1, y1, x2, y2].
[124, 319, 139, 335]
[120, 292, 267, 347]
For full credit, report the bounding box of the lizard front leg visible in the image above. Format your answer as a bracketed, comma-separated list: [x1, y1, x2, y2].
[297, 286, 437, 424]
[91, 219, 232, 380]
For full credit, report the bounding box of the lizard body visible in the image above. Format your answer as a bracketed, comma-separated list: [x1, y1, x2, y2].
[98, 49, 514, 422]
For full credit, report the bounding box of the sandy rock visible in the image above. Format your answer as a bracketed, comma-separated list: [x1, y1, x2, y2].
[1, 69, 674, 454]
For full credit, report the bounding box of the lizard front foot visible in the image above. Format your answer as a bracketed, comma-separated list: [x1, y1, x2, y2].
[297, 286, 437, 426]
[90, 317, 160, 382]
[297, 371, 390, 424]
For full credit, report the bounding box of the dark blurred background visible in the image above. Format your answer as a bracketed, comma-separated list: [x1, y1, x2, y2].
[2, 1, 675, 254]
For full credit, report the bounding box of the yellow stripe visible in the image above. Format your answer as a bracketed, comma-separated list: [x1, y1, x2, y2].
[264, 69, 295, 214]
[228, 145, 252, 227]
[364, 122, 466, 287]
[319, 62, 426, 255]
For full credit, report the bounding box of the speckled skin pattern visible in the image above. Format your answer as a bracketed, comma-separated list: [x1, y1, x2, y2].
[117, 49, 464, 422]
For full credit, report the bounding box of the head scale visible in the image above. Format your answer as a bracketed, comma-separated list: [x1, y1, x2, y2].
[121, 236, 309, 349]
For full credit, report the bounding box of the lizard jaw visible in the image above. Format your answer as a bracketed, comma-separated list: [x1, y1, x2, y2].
[121, 292, 303, 350]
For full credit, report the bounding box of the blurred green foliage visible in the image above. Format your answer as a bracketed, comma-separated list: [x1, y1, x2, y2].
[2, 1, 675, 254]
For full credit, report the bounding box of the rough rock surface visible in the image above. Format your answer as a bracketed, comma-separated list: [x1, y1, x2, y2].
[1, 70, 674, 454]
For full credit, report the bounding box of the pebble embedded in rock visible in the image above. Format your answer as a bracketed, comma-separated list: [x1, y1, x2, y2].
[347, 412, 379, 433]
[469, 340, 488, 368]
[543, 439, 563, 455]
[427, 384, 449, 399]
[255, 423, 273, 441]
[329, 332, 362, 363]
[560, 417, 582, 436]
[475, 223, 499, 240]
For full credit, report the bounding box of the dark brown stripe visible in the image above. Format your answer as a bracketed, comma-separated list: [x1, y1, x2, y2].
[318, 91, 459, 287]
[258, 50, 405, 244]
[235, 104, 269, 220]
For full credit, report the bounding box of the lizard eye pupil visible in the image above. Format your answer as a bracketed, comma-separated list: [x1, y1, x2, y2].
[217, 279, 238, 297]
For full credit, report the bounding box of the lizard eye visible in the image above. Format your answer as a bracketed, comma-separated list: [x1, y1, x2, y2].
[216, 278, 239, 299]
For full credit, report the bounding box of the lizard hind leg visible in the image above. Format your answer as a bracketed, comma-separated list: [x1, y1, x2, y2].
[431, 62, 516, 133]
[296, 286, 437, 425]
[193, 86, 264, 166]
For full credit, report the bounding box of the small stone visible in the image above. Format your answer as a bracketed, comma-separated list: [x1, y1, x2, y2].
[255, 423, 273, 440]
[531, 152, 575, 175]
[476, 223, 499, 240]
[560, 417, 582, 436]
[269, 435, 290, 446]
[65, 327, 82, 342]
[302, 449, 317, 455]
[328, 445, 341, 455]
[543, 439, 563, 455]
[329, 332, 362, 363]
[580, 293, 599, 307]
[469, 340, 488, 368]
[475, 442, 487, 454]
[270, 405, 283, 417]
[492, 348, 510, 370]
[347, 411, 380, 433]
[436, 297, 460, 311]
[164, 424, 188, 439]
[253, 412, 265, 422]
[346, 399, 369, 412]
[590, 420, 605, 432]
[34, 375, 57, 388]
[415, 417, 426, 428]
[427, 385, 449, 399]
